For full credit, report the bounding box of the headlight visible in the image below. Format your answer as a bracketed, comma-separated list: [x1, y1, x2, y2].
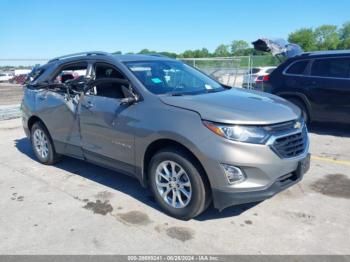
[203, 121, 270, 144]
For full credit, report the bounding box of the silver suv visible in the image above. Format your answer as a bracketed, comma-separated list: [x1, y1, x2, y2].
[21, 52, 310, 219]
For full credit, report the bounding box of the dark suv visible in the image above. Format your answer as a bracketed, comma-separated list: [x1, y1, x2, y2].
[263, 50, 350, 124]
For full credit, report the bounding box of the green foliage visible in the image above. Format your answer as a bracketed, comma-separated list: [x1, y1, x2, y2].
[214, 44, 230, 57]
[288, 28, 317, 51]
[114, 21, 349, 60]
[138, 48, 154, 54]
[231, 40, 249, 55]
[314, 25, 340, 50]
[179, 48, 211, 58]
[338, 22, 350, 49]
[158, 52, 178, 58]
[288, 23, 350, 51]
[6, 21, 350, 70]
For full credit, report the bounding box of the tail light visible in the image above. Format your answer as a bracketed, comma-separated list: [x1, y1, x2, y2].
[255, 75, 269, 83]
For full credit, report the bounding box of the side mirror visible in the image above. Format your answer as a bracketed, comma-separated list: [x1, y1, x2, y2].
[120, 96, 136, 106]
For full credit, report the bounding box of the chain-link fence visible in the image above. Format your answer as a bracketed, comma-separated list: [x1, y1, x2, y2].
[180, 55, 281, 88]
[0, 56, 281, 118]
[0, 55, 281, 88]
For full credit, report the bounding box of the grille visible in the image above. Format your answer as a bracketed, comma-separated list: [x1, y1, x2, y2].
[272, 127, 307, 158]
[265, 120, 295, 132]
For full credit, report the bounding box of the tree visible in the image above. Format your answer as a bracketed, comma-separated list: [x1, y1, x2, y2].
[314, 25, 340, 50]
[180, 48, 210, 58]
[138, 48, 155, 54]
[181, 50, 195, 58]
[214, 44, 230, 57]
[288, 28, 317, 51]
[230, 40, 249, 55]
[339, 22, 350, 49]
[158, 51, 178, 58]
[113, 51, 122, 54]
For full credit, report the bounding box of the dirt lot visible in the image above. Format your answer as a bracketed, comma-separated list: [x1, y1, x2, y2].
[0, 83, 23, 105]
[0, 117, 349, 254]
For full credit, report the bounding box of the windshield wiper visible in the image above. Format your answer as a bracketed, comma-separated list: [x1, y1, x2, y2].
[166, 90, 197, 96]
[167, 88, 225, 96]
[205, 88, 226, 93]
[168, 92, 185, 96]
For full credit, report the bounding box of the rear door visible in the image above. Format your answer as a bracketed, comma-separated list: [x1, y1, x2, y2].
[78, 62, 136, 174]
[307, 57, 350, 123]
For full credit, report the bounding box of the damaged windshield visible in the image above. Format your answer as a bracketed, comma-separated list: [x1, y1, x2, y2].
[125, 60, 224, 95]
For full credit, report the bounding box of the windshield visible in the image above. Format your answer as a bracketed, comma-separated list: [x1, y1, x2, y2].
[125, 60, 224, 95]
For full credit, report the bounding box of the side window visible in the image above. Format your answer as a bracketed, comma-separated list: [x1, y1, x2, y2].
[266, 68, 275, 74]
[285, 60, 309, 75]
[54, 63, 87, 84]
[311, 58, 350, 78]
[246, 68, 260, 75]
[91, 63, 127, 99]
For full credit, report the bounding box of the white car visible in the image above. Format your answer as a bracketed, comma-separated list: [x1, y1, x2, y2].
[0, 72, 14, 83]
[242, 66, 276, 89]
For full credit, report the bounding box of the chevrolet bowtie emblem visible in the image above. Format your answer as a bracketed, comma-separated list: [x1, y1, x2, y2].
[294, 121, 302, 129]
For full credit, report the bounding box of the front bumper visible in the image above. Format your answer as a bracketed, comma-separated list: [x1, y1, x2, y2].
[193, 121, 310, 211]
[212, 153, 310, 211]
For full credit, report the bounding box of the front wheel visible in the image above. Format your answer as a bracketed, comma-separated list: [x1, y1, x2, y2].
[149, 149, 210, 220]
[30, 122, 60, 165]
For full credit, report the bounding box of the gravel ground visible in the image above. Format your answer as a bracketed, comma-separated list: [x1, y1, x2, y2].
[0, 82, 349, 254]
[0, 83, 23, 105]
[0, 118, 349, 254]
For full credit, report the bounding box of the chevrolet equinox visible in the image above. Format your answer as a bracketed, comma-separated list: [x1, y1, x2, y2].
[21, 52, 310, 219]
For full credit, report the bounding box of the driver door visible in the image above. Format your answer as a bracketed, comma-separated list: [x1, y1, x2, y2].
[79, 76, 136, 175]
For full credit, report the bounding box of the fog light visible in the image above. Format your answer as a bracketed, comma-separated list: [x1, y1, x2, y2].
[221, 164, 246, 184]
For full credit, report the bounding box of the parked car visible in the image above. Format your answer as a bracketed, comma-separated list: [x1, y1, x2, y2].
[22, 52, 310, 219]
[242, 67, 276, 89]
[10, 74, 28, 85]
[262, 50, 350, 124]
[0, 72, 14, 83]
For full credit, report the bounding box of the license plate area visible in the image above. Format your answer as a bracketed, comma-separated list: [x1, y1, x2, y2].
[296, 153, 311, 177]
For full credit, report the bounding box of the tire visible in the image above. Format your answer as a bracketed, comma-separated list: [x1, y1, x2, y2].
[287, 98, 310, 125]
[30, 122, 60, 165]
[149, 148, 210, 220]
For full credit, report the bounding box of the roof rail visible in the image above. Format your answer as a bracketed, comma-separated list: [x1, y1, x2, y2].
[301, 50, 350, 56]
[147, 53, 169, 58]
[48, 51, 111, 63]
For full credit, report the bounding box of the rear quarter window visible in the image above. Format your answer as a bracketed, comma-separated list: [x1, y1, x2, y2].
[246, 68, 260, 74]
[285, 60, 309, 75]
[251, 68, 260, 74]
[311, 57, 350, 78]
[266, 68, 275, 74]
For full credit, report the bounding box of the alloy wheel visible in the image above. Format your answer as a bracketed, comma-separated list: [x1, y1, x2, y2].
[155, 160, 192, 208]
[33, 129, 49, 160]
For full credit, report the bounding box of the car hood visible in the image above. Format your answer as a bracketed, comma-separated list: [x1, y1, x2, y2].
[159, 89, 300, 125]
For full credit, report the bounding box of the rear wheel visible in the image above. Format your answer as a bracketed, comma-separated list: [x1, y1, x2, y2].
[149, 148, 210, 220]
[287, 98, 310, 124]
[30, 122, 60, 164]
